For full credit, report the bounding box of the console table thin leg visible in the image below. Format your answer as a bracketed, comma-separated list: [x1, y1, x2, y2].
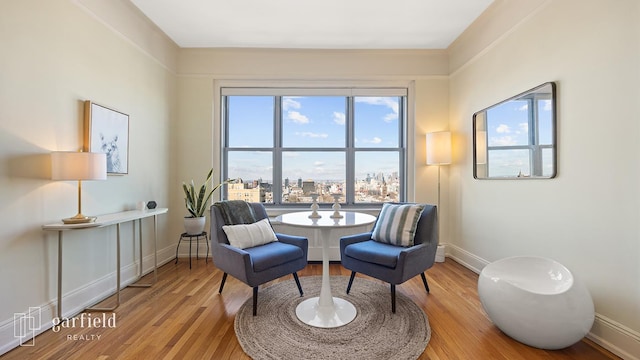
[57, 231, 63, 319]
[86, 223, 121, 312]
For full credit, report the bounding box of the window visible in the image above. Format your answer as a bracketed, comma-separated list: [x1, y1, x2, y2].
[221, 87, 408, 206]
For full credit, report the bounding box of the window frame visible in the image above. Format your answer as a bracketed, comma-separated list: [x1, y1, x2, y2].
[214, 80, 416, 208]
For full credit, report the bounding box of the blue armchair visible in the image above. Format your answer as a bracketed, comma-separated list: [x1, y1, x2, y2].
[340, 204, 438, 313]
[210, 202, 308, 316]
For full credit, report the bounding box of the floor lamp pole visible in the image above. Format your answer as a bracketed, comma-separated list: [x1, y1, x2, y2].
[437, 165, 441, 216]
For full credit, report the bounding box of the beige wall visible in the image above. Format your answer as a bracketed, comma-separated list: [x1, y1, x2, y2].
[0, 0, 177, 352]
[448, 0, 640, 357]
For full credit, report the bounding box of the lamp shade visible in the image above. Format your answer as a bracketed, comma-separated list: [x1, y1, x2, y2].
[426, 131, 452, 165]
[51, 152, 107, 181]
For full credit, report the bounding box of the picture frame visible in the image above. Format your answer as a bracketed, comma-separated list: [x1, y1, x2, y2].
[83, 100, 129, 175]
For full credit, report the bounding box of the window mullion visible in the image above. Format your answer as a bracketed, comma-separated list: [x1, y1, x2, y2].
[274, 96, 283, 205]
[346, 96, 355, 205]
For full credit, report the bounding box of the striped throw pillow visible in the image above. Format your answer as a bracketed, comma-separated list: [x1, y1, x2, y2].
[372, 203, 425, 247]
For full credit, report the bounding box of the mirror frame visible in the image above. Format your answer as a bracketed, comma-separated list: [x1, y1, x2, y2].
[473, 82, 557, 179]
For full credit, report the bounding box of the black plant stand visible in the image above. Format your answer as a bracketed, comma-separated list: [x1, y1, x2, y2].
[175, 232, 208, 269]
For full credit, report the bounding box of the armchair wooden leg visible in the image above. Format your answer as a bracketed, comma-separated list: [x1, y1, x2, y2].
[252, 286, 258, 316]
[391, 284, 396, 313]
[219, 273, 228, 294]
[346, 271, 356, 294]
[293, 272, 303, 297]
[421, 273, 430, 293]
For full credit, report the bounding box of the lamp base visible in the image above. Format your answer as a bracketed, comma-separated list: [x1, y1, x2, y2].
[62, 214, 97, 224]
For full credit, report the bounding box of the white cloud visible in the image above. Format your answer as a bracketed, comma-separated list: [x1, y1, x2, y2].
[296, 131, 328, 138]
[489, 136, 517, 146]
[542, 99, 552, 111]
[283, 97, 302, 111]
[333, 111, 345, 125]
[519, 122, 528, 132]
[496, 124, 510, 133]
[313, 161, 325, 167]
[518, 104, 529, 111]
[362, 137, 382, 144]
[287, 111, 309, 124]
[355, 97, 399, 122]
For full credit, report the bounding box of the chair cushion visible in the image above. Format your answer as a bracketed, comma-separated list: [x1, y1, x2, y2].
[223, 218, 278, 249]
[344, 240, 403, 269]
[372, 203, 425, 247]
[245, 242, 304, 272]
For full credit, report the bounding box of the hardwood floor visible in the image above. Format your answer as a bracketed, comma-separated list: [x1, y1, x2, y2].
[3, 258, 619, 360]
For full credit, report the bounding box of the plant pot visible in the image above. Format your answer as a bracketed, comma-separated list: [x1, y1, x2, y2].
[184, 216, 206, 235]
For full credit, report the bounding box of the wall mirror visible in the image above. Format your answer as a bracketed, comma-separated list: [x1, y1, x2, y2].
[473, 82, 557, 179]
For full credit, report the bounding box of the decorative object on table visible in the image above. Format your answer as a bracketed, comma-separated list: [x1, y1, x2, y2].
[329, 193, 343, 219]
[146, 201, 157, 209]
[308, 193, 321, 218]
[478, 256, 595, 350]
[211, 202, 308, 316]
[84, 100, 129, 175]
[234, 276, 430, 360]
[51, 151, 107, 224]
[136, 201, 146, 211]
[340, 203, 437, 313]
[183, 168, 224, 235]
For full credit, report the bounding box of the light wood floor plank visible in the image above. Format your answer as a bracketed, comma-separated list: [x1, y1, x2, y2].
[2, 258, 619, 360]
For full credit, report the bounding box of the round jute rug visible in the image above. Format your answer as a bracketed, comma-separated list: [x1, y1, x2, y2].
[234, 276, 430, 360]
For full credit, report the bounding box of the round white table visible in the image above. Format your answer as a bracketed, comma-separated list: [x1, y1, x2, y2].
[275, 210, 377, 328]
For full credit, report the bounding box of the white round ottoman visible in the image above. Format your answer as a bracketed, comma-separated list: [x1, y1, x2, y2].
[478, 256, 595, 350]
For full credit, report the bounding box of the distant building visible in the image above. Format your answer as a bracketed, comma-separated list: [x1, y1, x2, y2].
[227, 181, 265, 202]
[302, 180, 315, 195]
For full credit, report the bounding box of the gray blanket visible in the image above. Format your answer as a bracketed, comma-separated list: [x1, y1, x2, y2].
[213, 200, 256, 225]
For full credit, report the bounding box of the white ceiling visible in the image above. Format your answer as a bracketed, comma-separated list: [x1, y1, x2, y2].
[129, 0, 494, 49]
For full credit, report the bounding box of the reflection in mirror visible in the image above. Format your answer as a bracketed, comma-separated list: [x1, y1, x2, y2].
[473, 82, 557, 179]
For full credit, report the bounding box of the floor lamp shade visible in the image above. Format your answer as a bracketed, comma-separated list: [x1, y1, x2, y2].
[51, 151, 107, 223]
[426, 131, 452, 165]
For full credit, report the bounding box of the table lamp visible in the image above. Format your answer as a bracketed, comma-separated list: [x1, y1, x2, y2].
[51, 151, 107, 224]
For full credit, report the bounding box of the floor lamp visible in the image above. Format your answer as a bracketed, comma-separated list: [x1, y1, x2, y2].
[426, 131, 452, 216]
[51, 151, 107, 224]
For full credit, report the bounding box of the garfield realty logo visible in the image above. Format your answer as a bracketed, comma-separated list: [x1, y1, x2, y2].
[53, 312, 117, 341]
[14, 307, 41, 346]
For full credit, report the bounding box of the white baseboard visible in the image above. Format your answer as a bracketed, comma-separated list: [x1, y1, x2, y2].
[0, 244, 176, 356]
[588, 314, 640, 360]
[443, 242, 488, 274]
[445, 243, 640, 359]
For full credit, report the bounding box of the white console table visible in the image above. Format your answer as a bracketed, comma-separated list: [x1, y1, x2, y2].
[42, 208, 168, 318]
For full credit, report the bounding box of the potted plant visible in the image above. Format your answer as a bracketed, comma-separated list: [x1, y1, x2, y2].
[182, 168, 223, 235]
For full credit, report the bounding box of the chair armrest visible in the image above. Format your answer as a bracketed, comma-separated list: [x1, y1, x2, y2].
[276, 233, 307, 247]
[213, 243, 253, 283]
[340, 232, 373, 256]
[397, 243, 437, 280]
[276, 233, 309, 261]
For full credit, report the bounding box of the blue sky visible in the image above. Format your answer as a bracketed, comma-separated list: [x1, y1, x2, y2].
[227, 96, 401, 181]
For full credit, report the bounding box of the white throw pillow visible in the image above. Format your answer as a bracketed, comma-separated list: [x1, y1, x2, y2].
[223, 218, 278, 249]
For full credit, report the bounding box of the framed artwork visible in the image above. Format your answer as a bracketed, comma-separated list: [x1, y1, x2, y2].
[84, 100, 129, 175]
